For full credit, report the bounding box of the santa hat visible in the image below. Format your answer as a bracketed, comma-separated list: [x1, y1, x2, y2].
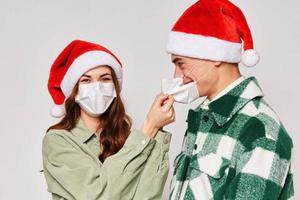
[166, 0, 259, 67]
[48, 40, 123, 118]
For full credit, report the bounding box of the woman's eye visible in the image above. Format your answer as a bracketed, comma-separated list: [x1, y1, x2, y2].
[81, 79, 90, 83]
[101, 77, 112, 82]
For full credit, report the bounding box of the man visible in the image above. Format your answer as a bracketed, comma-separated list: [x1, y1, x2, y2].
[162, 0, 294, 199]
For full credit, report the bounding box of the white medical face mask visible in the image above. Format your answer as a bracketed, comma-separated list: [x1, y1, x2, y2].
[161, 66, 213, 104]
[75, 82, 116, 117]
[162, 77, 199, 104]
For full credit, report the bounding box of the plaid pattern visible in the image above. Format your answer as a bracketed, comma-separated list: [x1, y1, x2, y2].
[169, 77, 294, 200]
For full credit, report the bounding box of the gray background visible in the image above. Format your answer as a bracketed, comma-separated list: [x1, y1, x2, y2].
[0, 0, 299, 199]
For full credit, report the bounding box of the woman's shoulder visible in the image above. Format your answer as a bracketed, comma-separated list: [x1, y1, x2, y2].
[44, 128, 71, 140]
[42, 128, 80, 159]
[43, 128, 72, 149]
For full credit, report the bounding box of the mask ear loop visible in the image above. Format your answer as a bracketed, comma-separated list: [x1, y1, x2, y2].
[182, 65, 197, 80]
[183, 65, 214, 84]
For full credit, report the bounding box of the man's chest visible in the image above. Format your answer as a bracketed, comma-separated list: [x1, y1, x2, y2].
[182, 108, 251, 166]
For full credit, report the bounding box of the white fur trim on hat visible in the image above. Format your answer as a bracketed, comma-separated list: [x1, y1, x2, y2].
[50, 104, 65, 118]
[241, 49, 260, 67]
[60, 50, 123, 98]
[166, 31, 242, 63]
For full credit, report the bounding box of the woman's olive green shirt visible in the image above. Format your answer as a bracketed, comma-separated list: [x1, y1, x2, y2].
[42, 119, 171, 200]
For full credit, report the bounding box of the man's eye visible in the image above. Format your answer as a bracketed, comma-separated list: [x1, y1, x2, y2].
[177, 62, 184, 67]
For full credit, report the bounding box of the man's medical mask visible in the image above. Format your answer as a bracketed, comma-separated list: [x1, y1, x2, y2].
[162, 66, 213, 104]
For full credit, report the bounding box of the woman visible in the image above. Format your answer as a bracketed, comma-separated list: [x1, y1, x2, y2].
[43, 40, 174, 200]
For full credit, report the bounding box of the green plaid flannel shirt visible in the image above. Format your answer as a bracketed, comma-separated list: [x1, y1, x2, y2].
[169, 77, 294, 200]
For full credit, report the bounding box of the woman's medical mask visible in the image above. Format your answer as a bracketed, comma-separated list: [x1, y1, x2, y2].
[75, 82, 116, 117]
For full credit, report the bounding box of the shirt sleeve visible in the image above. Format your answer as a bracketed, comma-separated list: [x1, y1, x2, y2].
[42, 129, 156, 200]
[225, 135, 294, 200]
[133, 130, 172, 200]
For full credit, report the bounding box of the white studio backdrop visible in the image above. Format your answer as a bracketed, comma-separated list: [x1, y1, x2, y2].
[0, 0, 299, 199]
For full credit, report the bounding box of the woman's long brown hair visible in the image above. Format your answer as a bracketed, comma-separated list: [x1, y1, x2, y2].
[47, 66, 132, 162]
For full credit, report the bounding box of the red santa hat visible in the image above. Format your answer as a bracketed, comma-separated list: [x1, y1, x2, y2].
[48, 40, 123, 118]
[166, 0, 259, 67]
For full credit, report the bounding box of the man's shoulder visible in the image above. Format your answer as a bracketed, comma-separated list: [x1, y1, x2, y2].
[238, 97, 281, 131]
[236, 98, 293, 152]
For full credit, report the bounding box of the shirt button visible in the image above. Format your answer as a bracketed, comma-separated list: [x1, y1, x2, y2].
[203, 115, 209, 122]
[194, 144, 198, 150]
[163, 137, 170, 144]
[141, 140, 146, 145]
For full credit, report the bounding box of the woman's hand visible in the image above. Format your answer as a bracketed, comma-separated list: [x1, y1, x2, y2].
[142, 94, 175, 138]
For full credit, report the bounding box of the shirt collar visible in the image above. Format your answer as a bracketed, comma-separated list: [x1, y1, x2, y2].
[201, 76, 245, 107]
[202, 76, 264, 127]
[211, 76, 245, 103]
[71, 118, 96, 143]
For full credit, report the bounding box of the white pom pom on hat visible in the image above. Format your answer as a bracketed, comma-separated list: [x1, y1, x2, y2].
[166, 0, 260, 67]
[241, 49, 260, 67]
[50, 104, 65, 118]
[47, 40, 123, 118]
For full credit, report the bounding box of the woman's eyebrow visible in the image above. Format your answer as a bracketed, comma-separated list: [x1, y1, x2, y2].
[82, 74, 91, 78]
[82, 73, 111, 78]
[99, 73, 112, 78]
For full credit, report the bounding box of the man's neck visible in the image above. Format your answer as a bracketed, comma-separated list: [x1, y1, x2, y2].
[208, 65, 242, 100]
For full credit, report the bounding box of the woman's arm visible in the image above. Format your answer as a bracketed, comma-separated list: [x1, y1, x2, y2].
[133, 129, 172, 200]
[43, 94, 175, 200]
[43, 129, 155, 200]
